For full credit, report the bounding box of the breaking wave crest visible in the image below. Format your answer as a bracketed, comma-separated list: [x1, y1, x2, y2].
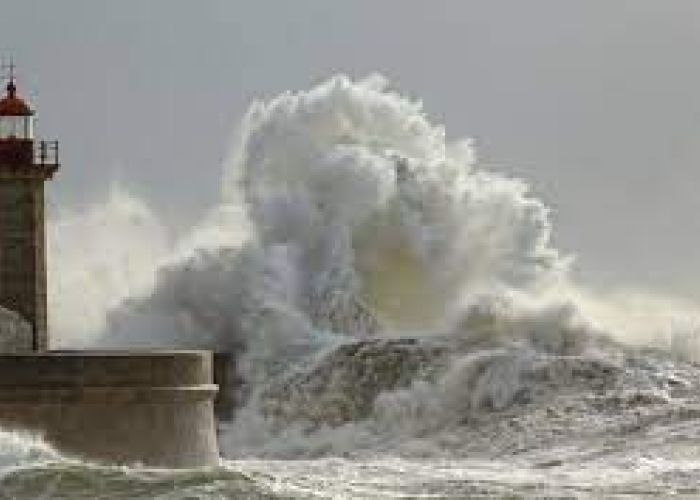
[45, 75, 700, 464]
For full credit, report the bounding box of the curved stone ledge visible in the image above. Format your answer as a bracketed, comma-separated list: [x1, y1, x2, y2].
[0, 351, 213, 387]
[0, 384, 219, 403]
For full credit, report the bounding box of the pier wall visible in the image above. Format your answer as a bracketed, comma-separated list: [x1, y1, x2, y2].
[0, 351, 219, 467]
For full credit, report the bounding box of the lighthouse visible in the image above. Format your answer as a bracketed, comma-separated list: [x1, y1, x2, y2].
[0, 63, 220, 467]
[0, 65, 58, 351]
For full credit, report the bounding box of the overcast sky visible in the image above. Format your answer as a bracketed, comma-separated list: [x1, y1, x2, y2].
[2, 1, 700, 301]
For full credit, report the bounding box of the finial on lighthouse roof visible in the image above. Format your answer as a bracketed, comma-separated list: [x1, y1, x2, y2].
[2, 58, 16, 96]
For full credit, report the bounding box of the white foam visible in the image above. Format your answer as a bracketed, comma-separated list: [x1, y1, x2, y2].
[42, 75, 700, 460]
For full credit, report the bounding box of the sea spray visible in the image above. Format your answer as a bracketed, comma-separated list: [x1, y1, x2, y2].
[89, 74, 566, 344]
[48, 185, 168, 348]
[44, 75, 700, 462]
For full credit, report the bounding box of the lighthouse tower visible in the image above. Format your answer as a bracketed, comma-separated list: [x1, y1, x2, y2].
[0, 64, 220, 468]
[0, 65, 58, 351]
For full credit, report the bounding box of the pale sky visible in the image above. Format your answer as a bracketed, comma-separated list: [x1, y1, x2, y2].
[2, 1, 700, 301]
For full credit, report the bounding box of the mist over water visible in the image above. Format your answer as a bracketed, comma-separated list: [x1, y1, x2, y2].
[52, 75, 567, 345]
[28, 75, 700, 497]
[48, 74, 700, 354]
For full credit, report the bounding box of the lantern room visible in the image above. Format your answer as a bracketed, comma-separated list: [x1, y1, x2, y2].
[0, 66, 57, 169]
[0, 79, 33, 140]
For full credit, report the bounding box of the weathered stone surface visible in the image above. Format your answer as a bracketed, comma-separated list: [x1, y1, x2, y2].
[0, 178, 49, 350]
[0, 306, 32, 352]
[0, 351, 220, 467]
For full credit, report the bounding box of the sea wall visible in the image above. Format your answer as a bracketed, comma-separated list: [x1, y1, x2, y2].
[0, 351, 219, 467]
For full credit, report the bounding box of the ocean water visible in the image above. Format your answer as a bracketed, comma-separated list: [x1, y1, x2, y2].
[6, 395, 700, 500]
[13, 74, 700, 498]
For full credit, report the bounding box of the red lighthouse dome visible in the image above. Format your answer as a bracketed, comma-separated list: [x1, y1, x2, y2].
[0, 79, 32, 117]
[0, 78, 34, 142]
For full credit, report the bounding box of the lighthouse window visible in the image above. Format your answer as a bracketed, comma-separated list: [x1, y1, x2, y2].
[25, 116, 33, 139]
[0, 116, 31, 139]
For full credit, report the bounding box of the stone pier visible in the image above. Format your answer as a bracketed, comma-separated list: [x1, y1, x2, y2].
[0, 351, 220, 467]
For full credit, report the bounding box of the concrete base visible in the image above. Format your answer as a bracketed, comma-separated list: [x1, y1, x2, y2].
[0, 351, 219, 467]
